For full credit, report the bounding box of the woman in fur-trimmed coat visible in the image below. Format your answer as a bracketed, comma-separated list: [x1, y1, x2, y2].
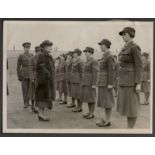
[35, 40, 55, 121]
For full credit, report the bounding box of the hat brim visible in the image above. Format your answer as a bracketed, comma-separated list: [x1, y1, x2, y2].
[98, 42, 102, 45]
[119, 30, 125, 36]
[23, 45, 31, 47]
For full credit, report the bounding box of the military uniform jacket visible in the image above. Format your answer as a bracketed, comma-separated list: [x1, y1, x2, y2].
[17, 52, 33, 79]
[65, 60, 72, 83]
[59, 61, 66, 81]
[29, 54, 40, 80]
[142, 61, 150, 81]
[55, 63, 61, 82]
[118, 41, 142, 86]
[81, 57, 98, 86]
[97, 51, 115, 87]
[71, 57, 83, 84]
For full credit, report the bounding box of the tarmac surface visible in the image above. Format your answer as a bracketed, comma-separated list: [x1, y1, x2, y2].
[6, 74, 151, 130]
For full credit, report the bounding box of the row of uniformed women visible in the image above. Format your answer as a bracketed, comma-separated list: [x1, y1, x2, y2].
[54, 26, 144, 128]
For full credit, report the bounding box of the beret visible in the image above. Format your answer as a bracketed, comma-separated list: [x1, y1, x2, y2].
[35, 46, 41, 51]
[83, 47, 94, 54]
[61, 54, 67, 60]
[119, 27, 135, 38]
[40, 40, 53, 48]
[98, 39, 111, 48]
[66, 51, 73, 57]
[73, 49, 82, 56]
[22, 42, 31, 47]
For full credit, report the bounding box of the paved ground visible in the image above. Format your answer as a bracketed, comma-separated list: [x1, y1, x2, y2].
[7, 74, 151, 130]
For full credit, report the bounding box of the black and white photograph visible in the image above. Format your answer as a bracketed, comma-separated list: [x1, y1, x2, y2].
[3, 20, 153, 134]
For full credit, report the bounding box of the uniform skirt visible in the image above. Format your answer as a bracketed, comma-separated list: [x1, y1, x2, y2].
[71, 83, 81, 99]
[141, 81, 150, 93]
[81, 85, 96, 103]
[60, 80, 67, 94]
[66, 82, 71, 97]
[97, 86, 114, 108]
[117, 86, 140, 117]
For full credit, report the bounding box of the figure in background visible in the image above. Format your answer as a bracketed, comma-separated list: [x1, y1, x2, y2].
[28, 46, 42, 113]
[71, 49, 83, 112]
[141, 52, 150, 105]
[113, 55, 119, 97]
[59, 54, 67, 104]
[65, 51, 75, 108]
[55, 57, 61, 101]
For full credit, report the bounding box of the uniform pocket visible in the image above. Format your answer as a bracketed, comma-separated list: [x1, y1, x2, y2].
[119, 70, 135, 86]
[97, 72, 108, 86]
[82, 74, 92, 86]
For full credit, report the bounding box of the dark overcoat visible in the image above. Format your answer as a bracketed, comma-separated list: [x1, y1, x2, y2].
[35, 52, 55, 105]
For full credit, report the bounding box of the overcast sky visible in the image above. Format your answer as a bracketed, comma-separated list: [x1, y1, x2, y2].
[4, 21, 153, 58]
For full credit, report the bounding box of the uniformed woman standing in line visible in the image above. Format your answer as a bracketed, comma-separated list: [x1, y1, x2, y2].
[59, 54, 68, 104]
[35, 40, 55, 121]
[117, 27, 142, 128]
[81, 47, 98, 119]
[71, 49, 83, 112]
[55, 57, 61, 101]
[96, 39, 115, 127]
[65, 51, 75, 108]
[141, 52, 150, 105]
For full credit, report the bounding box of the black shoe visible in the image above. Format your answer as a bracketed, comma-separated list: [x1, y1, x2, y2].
[96, 120, 105, 127]
[24, 105, 28, 109]
[67, 104, 76, 108]
[72, 108, 82, 112]
[96, 121, 111, 127]
[60, 101, 67, 104]
[32, 108, 38, 114]
[83, 113, 90, 118]
[48, 104, 53, 110]
[86, 114, 94, 119]
[38, 116, 50, 121]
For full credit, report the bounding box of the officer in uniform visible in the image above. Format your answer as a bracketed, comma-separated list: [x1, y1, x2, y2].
[55, 56, 61, 101]
[65, 51, 74, 108]
[117, 27, 142, 128]
[59, 54, 67, 104]
[17, 42, 33, 108]
[96, 39, 115, 127]
[81, 47, 98, 119]
[70, 49, 83, 112]
[28, 46, 42, 113]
